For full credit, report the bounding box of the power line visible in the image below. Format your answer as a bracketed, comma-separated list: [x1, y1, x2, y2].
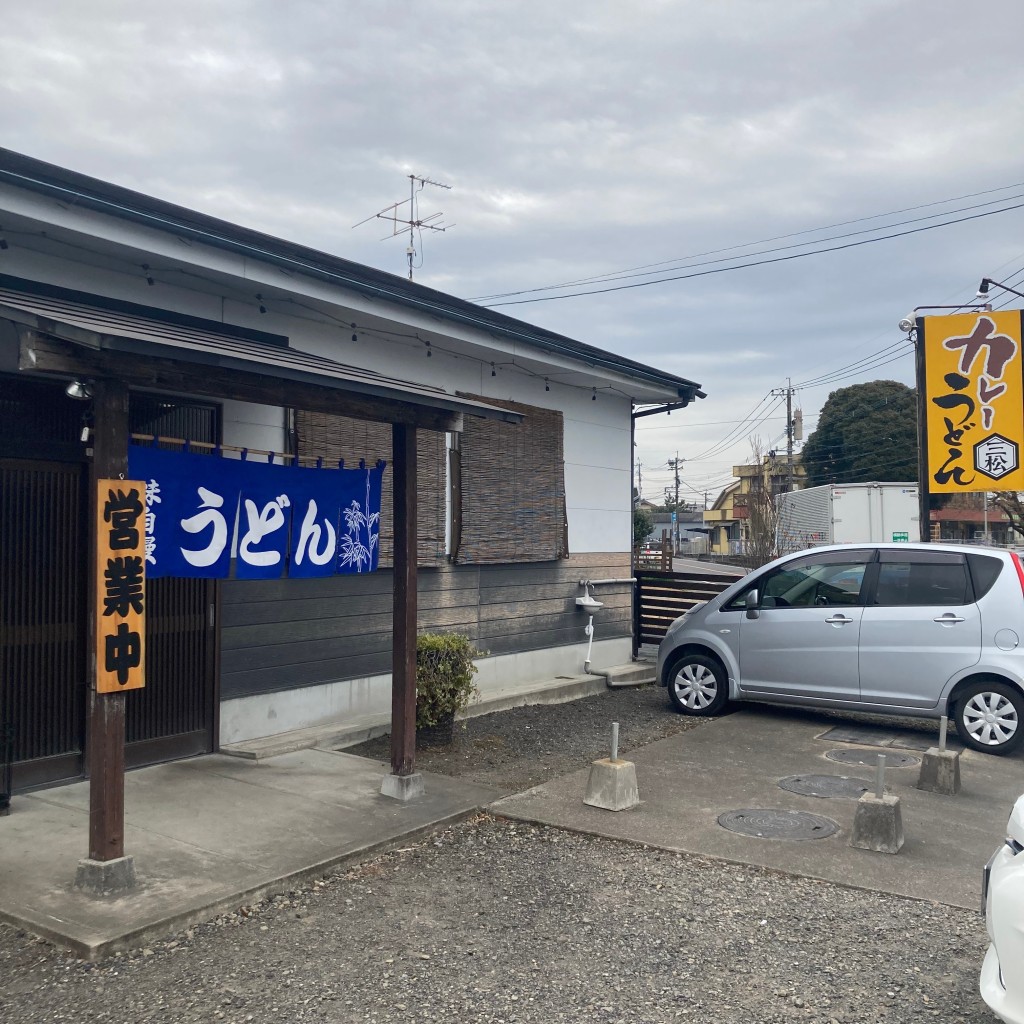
[679, 392, 775, 461]
[793, 342, 915, 390]
[472, 181, 1024, 301]
[482, 200, 1024, 307]
[688, 396, 784, 462]
[792, 339, 909, 389]
[562, 190, 1024, 292]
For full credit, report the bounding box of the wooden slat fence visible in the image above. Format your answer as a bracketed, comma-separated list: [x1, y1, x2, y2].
[634, 544, 673, 571]
[634, 568, 745, 650]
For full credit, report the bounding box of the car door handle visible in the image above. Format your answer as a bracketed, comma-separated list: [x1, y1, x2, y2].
[933, 613, 966, 624]
[824, 614, 854, 625]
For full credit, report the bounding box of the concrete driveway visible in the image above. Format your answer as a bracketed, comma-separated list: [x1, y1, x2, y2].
[492, 703, 1024, 910]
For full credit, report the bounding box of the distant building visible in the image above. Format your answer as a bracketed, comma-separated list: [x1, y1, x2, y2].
[703, 455, 804, 555]
[930, 492, 1016, 545]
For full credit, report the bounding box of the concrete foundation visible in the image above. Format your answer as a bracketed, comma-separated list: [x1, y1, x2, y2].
[380, 772, 425, 802]
[583, 758, 640, 811]
[916, 747, 961, 795]
[74, 856, 137, 896]
[849, 793, 904, 855]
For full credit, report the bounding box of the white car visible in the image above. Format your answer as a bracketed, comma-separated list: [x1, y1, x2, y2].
[982, 794, 1024, 1022]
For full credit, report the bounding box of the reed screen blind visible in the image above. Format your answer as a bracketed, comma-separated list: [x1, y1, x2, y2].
[294, 410, 447, 567]
[454, 395, 568, 563]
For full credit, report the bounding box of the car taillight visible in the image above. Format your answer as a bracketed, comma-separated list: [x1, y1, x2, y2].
[1011, 552, 1024, 596]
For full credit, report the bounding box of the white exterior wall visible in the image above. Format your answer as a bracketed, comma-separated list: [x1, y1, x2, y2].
[561, 391, 633, 553]
[219, 636, 632, 745]
[220, 399, 287, 454]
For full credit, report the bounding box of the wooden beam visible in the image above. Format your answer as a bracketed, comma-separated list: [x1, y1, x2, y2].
[18, 331, 465, 434]
[390, 423, 418, 777]
[87, 377, 129, 862]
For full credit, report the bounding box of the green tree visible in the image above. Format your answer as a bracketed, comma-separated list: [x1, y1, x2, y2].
[630, 507, 655, 548]
[633, 507, 654, 547]
[801, 380, 918, 488]
[988, 492, 1024, 540]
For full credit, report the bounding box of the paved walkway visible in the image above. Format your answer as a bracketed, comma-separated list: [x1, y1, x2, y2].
[2, 704, 1022, 959]
[0, 749, 498, 959]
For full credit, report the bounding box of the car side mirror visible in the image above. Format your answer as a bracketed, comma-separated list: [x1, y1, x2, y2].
[745, 589, 760, 620]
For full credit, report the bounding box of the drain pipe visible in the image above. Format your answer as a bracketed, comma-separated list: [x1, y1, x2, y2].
[577, 578, 638, 674]
[583, 614, 596, 675]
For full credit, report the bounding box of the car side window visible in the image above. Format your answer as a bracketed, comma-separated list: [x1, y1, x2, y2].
[872, 552, 970, 606]
[758, 557, 870, 608]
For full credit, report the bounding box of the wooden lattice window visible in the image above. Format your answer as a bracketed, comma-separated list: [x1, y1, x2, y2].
[294, 410, 447, 567]
[453, 396, 568, 564]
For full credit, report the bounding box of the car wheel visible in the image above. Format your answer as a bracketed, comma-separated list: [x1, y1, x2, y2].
[954, 681, 1024, 755]
[666, 653, 728, 717]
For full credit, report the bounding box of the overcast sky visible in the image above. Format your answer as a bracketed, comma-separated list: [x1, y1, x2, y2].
[3, 1, 1023, 504]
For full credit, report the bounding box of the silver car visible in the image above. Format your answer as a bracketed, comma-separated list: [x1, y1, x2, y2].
[657, 543, 1024, 755]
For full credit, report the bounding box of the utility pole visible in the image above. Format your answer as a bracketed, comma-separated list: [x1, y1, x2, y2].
[353, 174, 452, 281]
[666, 452, 683, 553]
[666, 452, 683, 508]
[771, 380, 797, 492]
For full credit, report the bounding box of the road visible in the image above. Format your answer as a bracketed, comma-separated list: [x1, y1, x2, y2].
[672, 555, 749, 575]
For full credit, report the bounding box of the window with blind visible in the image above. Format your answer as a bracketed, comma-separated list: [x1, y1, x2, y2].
[294, 410, 447, 567]
[453, 395, 568, 564]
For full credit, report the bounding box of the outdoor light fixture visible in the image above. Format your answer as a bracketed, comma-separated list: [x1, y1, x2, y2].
[256, 293, 267, 314]
[544, 378, 550, 391]
[65, 380, 93, 400]
[491, 362, 496, 376]
[978, 277, 1024, 301]
[142, 263, 154, 286]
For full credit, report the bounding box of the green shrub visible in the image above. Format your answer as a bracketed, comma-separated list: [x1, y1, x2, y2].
[415, 632, 482, 729]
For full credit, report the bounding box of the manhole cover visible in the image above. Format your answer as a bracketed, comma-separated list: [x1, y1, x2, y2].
[717, 809, 839, 841]
[825, 748, 921, 769]
[778, 774, 870, 800]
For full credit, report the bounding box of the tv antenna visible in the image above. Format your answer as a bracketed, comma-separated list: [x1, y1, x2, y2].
[353, 173, 452, 281]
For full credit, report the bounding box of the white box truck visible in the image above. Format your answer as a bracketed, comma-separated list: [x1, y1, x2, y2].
[777, 482, 919, 554]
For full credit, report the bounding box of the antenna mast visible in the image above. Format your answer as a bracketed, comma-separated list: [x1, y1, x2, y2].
[353, 174, 452, 280]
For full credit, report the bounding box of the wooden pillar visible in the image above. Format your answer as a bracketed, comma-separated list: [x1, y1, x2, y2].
[391, 423, 418, 776]
[87, 378, 130, 861]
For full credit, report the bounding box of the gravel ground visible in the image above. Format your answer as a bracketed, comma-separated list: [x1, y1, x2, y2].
[0, 686, 994, 1024]
[345, 683, 708, 792]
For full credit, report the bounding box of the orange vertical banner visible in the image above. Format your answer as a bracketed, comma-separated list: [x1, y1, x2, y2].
[95, 479, 147, 693]
[922, 311, 1024, 494]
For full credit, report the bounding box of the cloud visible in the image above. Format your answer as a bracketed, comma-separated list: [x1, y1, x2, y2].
[1, 0, 1023, 492]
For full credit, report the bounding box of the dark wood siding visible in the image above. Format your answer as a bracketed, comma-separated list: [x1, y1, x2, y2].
[220, 552, 631, 699]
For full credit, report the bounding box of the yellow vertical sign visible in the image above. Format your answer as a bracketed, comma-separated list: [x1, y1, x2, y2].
[96, 480, 146, 692]
[922, 310, 1024, 494]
